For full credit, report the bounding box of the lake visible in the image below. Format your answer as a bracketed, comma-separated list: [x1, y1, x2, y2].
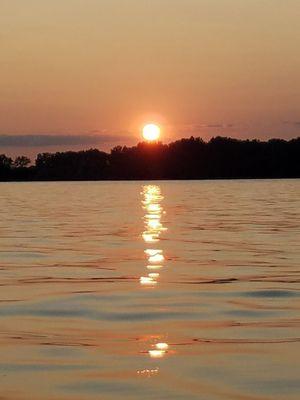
[0, 180, 299, 400]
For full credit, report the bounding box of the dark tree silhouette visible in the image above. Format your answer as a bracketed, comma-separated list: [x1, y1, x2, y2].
[0, 154, 13, 180]
[14, 156, 31, 168]
[35, 149, 108, 180]
[0, 136, 299, 181]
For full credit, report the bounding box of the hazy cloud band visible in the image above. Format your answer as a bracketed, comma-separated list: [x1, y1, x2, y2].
[0, 134, 131, 147]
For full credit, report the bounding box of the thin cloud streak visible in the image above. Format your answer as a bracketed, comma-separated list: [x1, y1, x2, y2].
[283, 121, 300, 126]
[196, 123, 235, 129]
[0, 134, 133, 148]
[173, 123, 235, 137]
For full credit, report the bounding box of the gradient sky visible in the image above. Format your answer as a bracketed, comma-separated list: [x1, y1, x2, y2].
[1, 0, 300, 158]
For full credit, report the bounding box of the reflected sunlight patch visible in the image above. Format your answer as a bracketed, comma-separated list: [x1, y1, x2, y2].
[148, 254, 165, 263]
[148, 273, 160, 279]
[148, 350, 166, 358]
[142, 233, 159, 243]
[146, 264, 163, 270]
[155, 342, 169, 350]
[140, 276, 157, 286]
[144, 249, 163, 256]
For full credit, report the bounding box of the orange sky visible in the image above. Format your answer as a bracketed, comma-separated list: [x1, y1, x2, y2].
[1, 0, 300, 158]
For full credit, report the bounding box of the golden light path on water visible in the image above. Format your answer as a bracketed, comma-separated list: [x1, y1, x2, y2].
[138, 185, 170, 366]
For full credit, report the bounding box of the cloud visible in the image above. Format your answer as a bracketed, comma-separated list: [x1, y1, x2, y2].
[283, 121, 300, 126]
[0, 134, 132, 147]
[174, 123, 235, 135]
[193, 123, 235, 129]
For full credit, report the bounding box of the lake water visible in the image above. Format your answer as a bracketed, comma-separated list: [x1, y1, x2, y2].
[0, 180, 300, 400]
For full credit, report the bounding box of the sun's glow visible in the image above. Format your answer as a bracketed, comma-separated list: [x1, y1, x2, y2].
[143, 124, 161, 141]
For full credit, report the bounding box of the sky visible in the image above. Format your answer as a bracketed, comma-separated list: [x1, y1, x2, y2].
[1, 0, 300, 159]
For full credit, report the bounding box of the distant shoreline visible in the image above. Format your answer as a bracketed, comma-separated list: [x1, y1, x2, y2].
[1, 177, 300, 183]
[1, 136, 300, 181]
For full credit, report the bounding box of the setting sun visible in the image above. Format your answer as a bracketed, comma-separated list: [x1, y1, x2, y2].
[142, 124, 161, 141]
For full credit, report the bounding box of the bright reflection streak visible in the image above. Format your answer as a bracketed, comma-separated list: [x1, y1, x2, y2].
[141, 184, 166, 284]
[145, 249, 162, 256]
[145, 214, 161, 220]
[143, 194, 163, 203]
[146, 264, 163, 270]
[140, 276, 157, 285]
[155, 343, 169, 350]
[148, 342, 169, 358]
[147, 220, 162, 230]
[149, 350, 165, 358]
[148, 254, 164, 263]
[139, 185, 172, 368]
[137, 368, 159, 377]
[148, 273, 160, 279]
[147, 204, 162, 213]
[142, 233, 159, 243]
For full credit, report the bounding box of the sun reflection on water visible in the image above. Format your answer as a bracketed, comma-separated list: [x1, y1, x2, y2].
[141, 185, 166, 287]
[139, 276, 157, 286]
[148, 349, 166, 358]
[155, 342, 169, 350]
[138, 185, 170, 366]
[137, 368, 159, 377]
[148, 253, 165, 263]
[144, 249, 162, 256]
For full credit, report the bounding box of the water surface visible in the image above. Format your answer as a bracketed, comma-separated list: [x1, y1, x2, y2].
[0, 180, 300, 400]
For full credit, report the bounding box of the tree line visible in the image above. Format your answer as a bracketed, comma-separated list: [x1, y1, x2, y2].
[1, 136, 300, 181]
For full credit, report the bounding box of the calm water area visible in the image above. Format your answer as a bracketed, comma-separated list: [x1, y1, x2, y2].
[0, 180, 299, 400]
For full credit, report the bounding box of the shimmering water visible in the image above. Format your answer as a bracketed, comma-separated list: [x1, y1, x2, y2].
[0, 180, 300, 400]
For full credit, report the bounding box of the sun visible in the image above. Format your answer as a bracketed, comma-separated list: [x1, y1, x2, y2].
[142, 124, 161, 141]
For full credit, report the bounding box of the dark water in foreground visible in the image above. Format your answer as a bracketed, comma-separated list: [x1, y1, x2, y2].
[0, 180, 299, 400]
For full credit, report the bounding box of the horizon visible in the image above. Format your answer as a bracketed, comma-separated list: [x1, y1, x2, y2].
[1, 136, 299, 182]
[1, 133, 300, 161]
